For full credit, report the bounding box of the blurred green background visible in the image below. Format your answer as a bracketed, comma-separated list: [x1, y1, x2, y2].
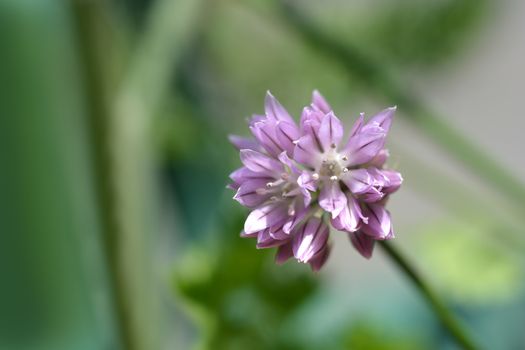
[1, 0, 524, 349]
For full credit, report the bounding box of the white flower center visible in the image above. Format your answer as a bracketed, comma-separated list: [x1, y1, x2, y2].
[317, 151, 348, 179]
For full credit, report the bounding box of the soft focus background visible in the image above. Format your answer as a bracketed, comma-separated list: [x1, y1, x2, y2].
[1, 0, 525, 349]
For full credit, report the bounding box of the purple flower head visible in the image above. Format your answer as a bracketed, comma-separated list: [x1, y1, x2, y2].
[229, 91, 402, 270]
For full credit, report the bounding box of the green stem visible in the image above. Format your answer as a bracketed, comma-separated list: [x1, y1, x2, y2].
[379, 241, 478, 350]
[71, 1, 133, 349]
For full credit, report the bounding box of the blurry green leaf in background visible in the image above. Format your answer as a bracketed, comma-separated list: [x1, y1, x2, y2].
[0, 1, 117, 348]
[417, 221, 522, 305]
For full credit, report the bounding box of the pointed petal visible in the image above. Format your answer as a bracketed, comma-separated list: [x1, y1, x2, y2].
[343, 124, 386, 166]
[276, 121, 300, 156]
[277, 151, 300, 175]
[385, 224, 395, 240]
[228, 135, 260, 151]
[250, 119, 283, 157]
[311, 90, 332, 113]
[350, 113, 364, 137]
[269, 225, 289, 240]
[341, 168, 372, 194]
[297, 171, 317, 192]
[300, 106, 324, 130]
[349, 231, 375, 259]
[240, 149, 282, 174]
[309, 244, 331, 271]
[319, 181, 347, 218]
[293, 218, 329, 263]
[233, 179, 271, 207]
[381, 170, 403, 194]
[275, 241, 294, 265]
[361, 204, 392, 239]
[227, 182, 239, 191]
[301, 189, 312, 207]
[293, 135, 322, 168]
[282, 205, 308, 234]
[359, 186, 385, 203]
[331, 195, 363, 232]
[318, 111, 344, 152]
[368, 167, 390, 187]
[244, 202, 288, 234]
[300, 107, 324, 152]
[265, 91, 295, 124]
[368, 149, 389, 167]
[297, 172, 316, 207]
[240, 230, 258, 238]
[369, 106, 396, 133]
[249, 114, 266, 127]
[229, 167, 273, 184]
[257, 228, 287, 248]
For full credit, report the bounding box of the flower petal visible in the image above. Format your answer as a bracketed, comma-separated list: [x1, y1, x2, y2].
[293, 217, 329, 263]
[277, 151, 300, 175]
[233, 179, 272, 207]
[350, 113, 364, 137]
[257, 228, 288, 248]
[319, 181, 347, 218]
[367, 167, 390, 187]
[250, 119, 283, 157]
[229, 167, 272, 184]
[343, 124, 386, 166]
[276, 121, 300, 156]
[318, 111, 343, 152]
[298, 171, 317, 192]
[300, 106, 324, 131]
[311, 90, 332, 114]
[359, 187, 385, 203]
[269, 225, 289, 240]
[341, 168, 372, 194]
[368, 149, 389, 167]
[227, 183, 239, 191]
[265, 91, 295, 124]
[282, 204, 308, 234]
[240, 149, 282, 174]
[244, 202, 289, 234]
[368, 106, 396, 133]
[381, 170, 403, 194]
[331, 195, 363, 232]
[228, 135, 260, 151]
[249, 114, 266, 127]
[240, 230, 258, 238]
[275, 241, 294, 265]
[361, 204, 392, 239]
[297, 171, 317, 207]
[293, 134, 322, 169]
[309, 243, 331, 271]
[348, 231, 375, 259]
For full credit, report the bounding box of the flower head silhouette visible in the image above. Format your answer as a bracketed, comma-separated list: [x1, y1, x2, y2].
[229, 91, 402, 270]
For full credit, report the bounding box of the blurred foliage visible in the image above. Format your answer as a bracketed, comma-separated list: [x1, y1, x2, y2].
[417, 221, 523, 305]
[307, 0, 489, 69]
[0, 1, 118, 349]
[342, 321, 425, 350]
[173, 212, 320, 350]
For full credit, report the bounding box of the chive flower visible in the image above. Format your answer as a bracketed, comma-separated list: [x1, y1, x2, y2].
[229, 91, 402, 270]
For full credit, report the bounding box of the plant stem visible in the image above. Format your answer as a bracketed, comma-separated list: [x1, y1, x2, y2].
[71, 2, 134, 349]
[379, 241, 478, 350]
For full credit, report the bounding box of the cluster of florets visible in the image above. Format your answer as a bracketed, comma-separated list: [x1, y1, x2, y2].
[229, 91, 402, 271]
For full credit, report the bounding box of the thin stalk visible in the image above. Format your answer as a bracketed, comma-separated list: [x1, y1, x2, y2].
[379, 241, 478, 350]
[71, 1, 132, 349]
